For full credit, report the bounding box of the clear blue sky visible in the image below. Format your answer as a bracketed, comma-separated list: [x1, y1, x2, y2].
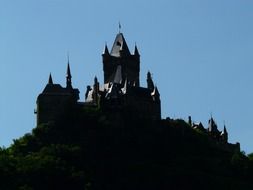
[1, 0, 253, 153]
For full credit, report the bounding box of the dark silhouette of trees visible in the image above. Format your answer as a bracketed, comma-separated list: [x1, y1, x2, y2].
[0, 109, 252, 189]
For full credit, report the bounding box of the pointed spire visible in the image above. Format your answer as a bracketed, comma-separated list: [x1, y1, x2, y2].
[67, 61, 71, 77]
[134, 44, 140, 56]
[66, 63, 72, 78]
[208, 116, 219, 133]
[224, 125, 228, 134]
[48, 73, 53, 84]
[103, 43, 110, 55]
[66, 62, 72, 88]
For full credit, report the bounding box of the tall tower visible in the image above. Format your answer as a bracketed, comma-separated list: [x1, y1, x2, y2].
[102, 33, 140, 87]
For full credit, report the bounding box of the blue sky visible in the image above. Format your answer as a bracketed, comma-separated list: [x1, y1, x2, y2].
[1, 0, 253, 153]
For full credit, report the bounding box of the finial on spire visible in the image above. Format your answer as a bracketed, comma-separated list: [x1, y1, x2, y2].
[118, 22, 121, 33]
[48, 73, 53, 84]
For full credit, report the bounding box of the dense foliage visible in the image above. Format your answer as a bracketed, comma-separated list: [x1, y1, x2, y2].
[0, 108, 253, 190]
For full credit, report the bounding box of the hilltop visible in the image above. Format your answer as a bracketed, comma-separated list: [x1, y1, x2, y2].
[0, 109, 253, 190]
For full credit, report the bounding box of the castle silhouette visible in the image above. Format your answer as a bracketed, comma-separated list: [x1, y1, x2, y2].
[36, 32, 161, 125]
[35, 31, 239, 152]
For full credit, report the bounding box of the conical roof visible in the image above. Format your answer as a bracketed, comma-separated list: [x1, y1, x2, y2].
[134, 44, 140, 56]
[48, 73, 53, 84]
[103, 44, 109, 55]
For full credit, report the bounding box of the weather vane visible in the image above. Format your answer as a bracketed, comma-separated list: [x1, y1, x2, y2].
[119, 22, 121, 33]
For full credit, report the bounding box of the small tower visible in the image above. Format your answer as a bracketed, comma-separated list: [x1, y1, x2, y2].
[147, 71, 154, 91]
[221, 125, 228, 143]
[208, 117, 218, 133]
[36, 67, 80, 126]
[66, 63, 72, 89]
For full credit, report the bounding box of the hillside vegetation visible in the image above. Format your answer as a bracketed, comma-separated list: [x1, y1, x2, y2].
[0, 108, 253, 190]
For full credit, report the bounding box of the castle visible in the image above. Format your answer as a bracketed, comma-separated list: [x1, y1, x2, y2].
[36, 32, 161, 126]
[36, 31, 239, 152]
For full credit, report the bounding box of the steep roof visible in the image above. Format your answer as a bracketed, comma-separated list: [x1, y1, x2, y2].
[110, 33, 130, 57]
[48, 73, 53, 84]
[208, 117, 219, 133]
[42, 83, 79, 95]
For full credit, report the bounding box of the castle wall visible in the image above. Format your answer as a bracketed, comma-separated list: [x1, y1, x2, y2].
[36, 93, 76, 125]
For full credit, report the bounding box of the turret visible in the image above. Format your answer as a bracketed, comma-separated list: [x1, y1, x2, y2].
[221, 125, 228, 143]
[147, 71, 154, 91]
[208, 117, 218, 133]
[151, 86, 161, 120]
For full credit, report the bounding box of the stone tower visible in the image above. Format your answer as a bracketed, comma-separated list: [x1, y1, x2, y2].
[102, 33, 140, 87]
[36, 64, 79, 125]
